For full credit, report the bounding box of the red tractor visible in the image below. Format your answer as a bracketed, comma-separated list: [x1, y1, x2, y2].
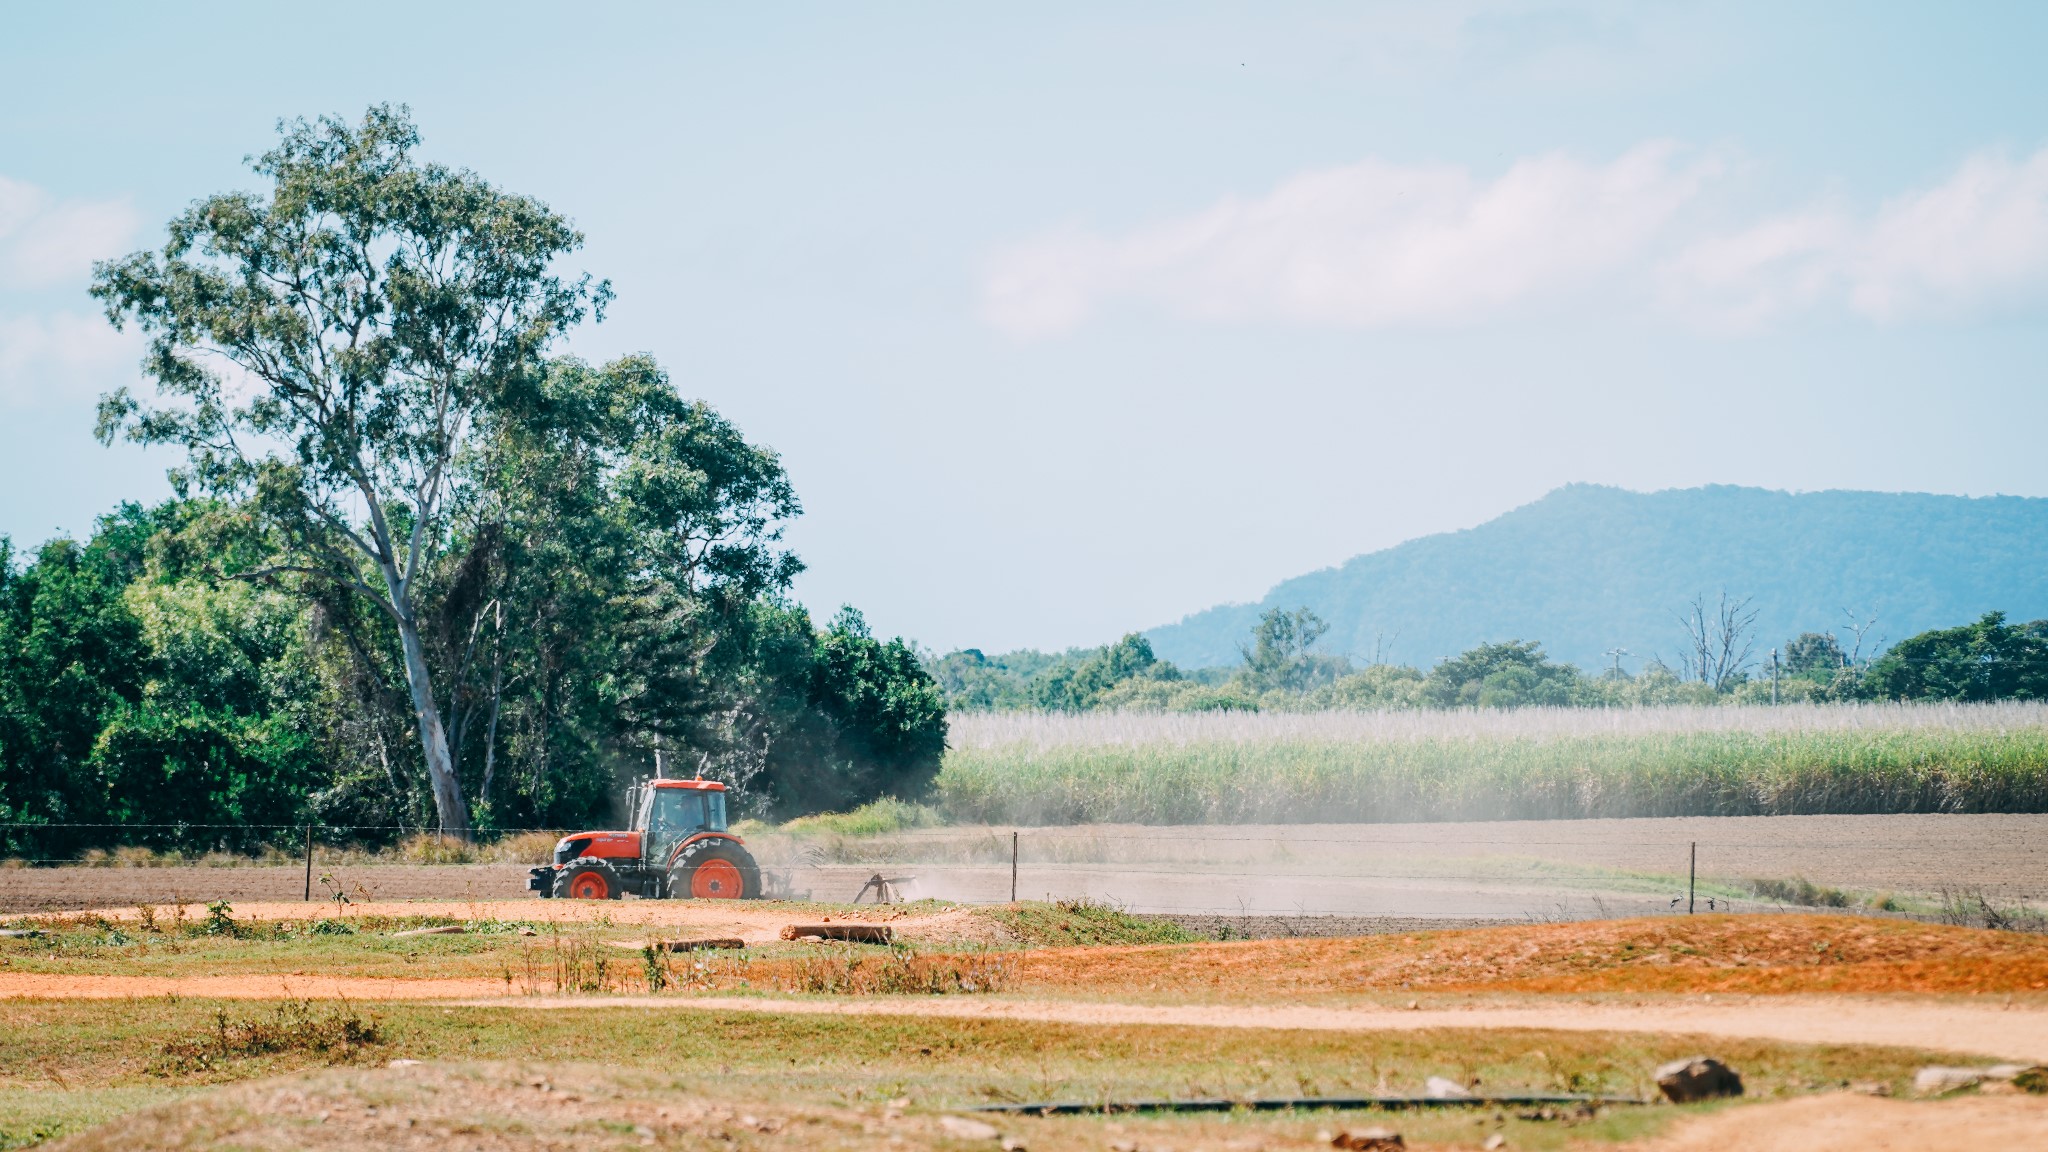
[527, 777, 761, 900]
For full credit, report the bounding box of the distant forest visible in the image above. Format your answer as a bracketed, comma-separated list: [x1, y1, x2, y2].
[931, 604, 2048, 713]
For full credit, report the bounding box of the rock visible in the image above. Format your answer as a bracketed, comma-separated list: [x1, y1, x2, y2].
[1914, 1067, 1985, 1095]
[939, 1116, 1001, 1141]
[1000, 1139, 1027, 1152]
[1330, 1128, 1404, 1150]
[1482, 1136, 1506, 1151]
[1654, 1056, 1744, 1103]
[1424, 1076, 1473, 1099]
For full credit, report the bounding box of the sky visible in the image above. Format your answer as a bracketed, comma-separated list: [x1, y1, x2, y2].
[3, 2, 2046, 655]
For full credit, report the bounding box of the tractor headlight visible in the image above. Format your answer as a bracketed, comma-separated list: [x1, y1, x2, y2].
[554, 837, 592, 865]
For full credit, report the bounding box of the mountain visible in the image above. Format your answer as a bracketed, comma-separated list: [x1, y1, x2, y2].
[1143, 484, 2048, 672]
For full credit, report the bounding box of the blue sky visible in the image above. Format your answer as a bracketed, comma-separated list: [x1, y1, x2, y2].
[3, 2, 2046, 653]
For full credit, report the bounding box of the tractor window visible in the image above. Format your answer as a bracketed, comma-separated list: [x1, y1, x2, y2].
[649, 790, 706, 834]
[647, 788, 728, 834]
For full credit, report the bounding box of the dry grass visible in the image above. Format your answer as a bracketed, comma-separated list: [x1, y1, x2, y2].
[951, 702, 2048, 747]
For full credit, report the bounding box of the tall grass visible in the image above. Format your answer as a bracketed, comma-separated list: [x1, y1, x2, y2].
[937, 703, 2048, 825]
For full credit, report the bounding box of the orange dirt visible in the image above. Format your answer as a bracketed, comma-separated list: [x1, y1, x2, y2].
[1634, 1091, 2048, 1151]
[1000, 913, 2048, 996]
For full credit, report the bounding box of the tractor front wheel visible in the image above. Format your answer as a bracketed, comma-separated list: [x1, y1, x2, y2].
[666, 839, 761, 899]
[555, 859, 623, 900]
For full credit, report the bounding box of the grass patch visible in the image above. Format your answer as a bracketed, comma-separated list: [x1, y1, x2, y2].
[986, 899, 1199, 947]
[0, 910, 557, 980]
[776, 798, 944, 838]
[1749, 876, 1855, 908]
[0, 1087, 189, 1151]
[153, 1001, 385, 1076]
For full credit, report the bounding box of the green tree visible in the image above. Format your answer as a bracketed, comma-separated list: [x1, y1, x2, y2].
[1782, 631, 1845, 677]
[1034, 634, 1180, 711]
[92, 106, 608, 835]
[1240, 607, 1347, 693]
[1420, 640, 1583, 708]
[0, 504, 319, 856]
[730, 604, 947, 817]
[1861, 611, 2048, 701]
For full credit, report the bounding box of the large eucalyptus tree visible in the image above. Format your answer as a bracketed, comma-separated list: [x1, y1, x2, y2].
[91, 105, 607, 835]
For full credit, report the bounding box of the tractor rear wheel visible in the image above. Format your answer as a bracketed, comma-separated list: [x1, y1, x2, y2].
[555, 859, 623, 900]
[666, 839, 761, 899]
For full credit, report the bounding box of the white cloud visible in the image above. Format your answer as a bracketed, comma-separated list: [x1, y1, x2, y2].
[987, 143, 2048, 336]
[0, 312, 142, 408]
[0, 174, 138, 289]
[983, 143, 1717, 336]
[1668, 147, 2048, 326]
[0, 175, 145, 407]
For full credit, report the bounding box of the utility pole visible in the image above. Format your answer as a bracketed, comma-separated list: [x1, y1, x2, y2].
[1604, 647, 1631, 678]
[1771, 648, 1780, 705]
[1010, 831, 1019, 903]
[1689, 842, 1696, 914]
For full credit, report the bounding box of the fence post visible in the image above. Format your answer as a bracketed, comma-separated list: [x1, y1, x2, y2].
[1688, 841, 1696, 914]
[303, 824, 314, 902]
[1011, 830, 1019, 903]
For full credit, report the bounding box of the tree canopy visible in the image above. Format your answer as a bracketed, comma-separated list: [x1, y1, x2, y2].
[1862, 612, 2048, 702]
[91, 105, 608, 834]
[0, 105, 948, 856]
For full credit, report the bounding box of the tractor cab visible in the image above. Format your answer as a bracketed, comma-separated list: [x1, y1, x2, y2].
[636, 779, 729, 869]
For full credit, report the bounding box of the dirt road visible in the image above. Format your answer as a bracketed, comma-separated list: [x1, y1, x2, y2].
[464, 993, 2048, 1063]
[1, 965, 2039, 1062]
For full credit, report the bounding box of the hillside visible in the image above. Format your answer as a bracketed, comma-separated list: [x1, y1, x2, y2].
[1143, 484, 2048, 671]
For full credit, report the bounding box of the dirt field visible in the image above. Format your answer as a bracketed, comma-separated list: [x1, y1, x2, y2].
[35, 1062, 2048, 1152]
[9, 890, 2048, 1148]
[9, 812, 2045, 916]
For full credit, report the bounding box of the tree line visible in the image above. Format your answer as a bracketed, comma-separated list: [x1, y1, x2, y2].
[932, 604, 2048, 713]
[0, 108, 945, 857]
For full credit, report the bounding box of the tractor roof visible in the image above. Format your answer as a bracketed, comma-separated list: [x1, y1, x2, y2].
[650, 779, 727, 791]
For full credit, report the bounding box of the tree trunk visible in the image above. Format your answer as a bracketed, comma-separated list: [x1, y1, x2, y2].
[479, 603, 504, 817]
[396, 611, 471, 838]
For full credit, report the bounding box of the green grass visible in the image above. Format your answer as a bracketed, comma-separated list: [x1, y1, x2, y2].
[773, 798, 945, 838]
[0, 998, 1964, 1149]
[938, 711, 2048, 824]
[0, 913, 555, 979]
[983, 900, 1199, 947]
